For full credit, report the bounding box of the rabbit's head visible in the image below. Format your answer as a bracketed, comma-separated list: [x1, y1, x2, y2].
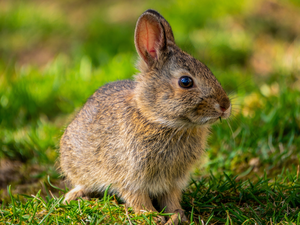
[134, 9, 231, 128]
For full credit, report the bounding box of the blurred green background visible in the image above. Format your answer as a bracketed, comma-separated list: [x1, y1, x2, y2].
[0, 0, 299, 201]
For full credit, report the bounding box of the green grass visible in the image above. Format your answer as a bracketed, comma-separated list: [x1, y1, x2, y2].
[2, 171, 300, 224]
[2, 184, 170, 225]
[0, 0, 300, 224]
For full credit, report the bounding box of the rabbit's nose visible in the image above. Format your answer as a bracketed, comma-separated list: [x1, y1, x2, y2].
[220, 106, 227, 112]
[219, 98, 231, 112]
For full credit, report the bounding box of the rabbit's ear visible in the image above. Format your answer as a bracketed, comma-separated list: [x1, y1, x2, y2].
[146, 9, 175, 43]
[134, 10, 175, 66]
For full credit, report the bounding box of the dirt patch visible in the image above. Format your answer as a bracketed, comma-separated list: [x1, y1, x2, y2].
[0, 159, 66, 204]
[0, 159, 23, 189]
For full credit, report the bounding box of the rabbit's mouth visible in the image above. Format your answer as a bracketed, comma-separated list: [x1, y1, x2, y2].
[200, 117, 219, 125]
[198, 113, 230, 125]
[170, 115, 218, 127]
[185, 109, 230, 126]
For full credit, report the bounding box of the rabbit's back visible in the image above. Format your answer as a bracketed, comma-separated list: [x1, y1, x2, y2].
[60, 80, 136, 191]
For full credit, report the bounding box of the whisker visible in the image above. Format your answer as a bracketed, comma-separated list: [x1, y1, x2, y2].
[226, 120, 236, 147]
[231, 109, 241, 114]
[230, 114, 241, 120]
[225, 77, 253, 96]
[229, 96, 239, 101]
[228, 115, 242, 125]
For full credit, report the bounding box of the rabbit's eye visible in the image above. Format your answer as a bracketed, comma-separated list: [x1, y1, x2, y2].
[179, 76, 194, 88]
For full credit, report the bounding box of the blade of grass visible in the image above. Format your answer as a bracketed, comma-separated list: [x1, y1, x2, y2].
[7, 185, 16, 216]
[47, 176, 67, 193]
[38, 195, 64, 224]
[28, 202, 39, 225]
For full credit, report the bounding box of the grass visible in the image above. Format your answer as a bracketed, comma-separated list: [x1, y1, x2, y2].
[2, 184, 168, 224]
[184, 171, 300, 224]
[0, 0, 300, 224]
[2, 171, 300, 224]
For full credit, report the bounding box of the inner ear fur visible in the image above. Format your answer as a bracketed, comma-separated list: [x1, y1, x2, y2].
[134, 9, 175, 66]
[145, 9, 175, 43]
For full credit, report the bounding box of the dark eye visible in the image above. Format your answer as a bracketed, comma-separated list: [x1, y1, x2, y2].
[178, 76, 194, 88]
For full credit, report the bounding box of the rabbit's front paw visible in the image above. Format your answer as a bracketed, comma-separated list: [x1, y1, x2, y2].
[165, 209, 188, 225]
[153, 215, 166, 224]
[64, 185, 87, 203]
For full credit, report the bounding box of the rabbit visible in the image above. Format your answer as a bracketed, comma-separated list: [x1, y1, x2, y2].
[59, 9, 231, 225]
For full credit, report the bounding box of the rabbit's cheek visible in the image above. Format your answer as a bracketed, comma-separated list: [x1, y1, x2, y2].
[187, 105, 219, 125]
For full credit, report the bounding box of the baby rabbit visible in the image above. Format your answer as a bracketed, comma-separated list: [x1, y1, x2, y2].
[59, 9, 231, 224]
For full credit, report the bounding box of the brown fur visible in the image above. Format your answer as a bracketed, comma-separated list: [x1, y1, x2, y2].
[59, 9, 231, 224]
